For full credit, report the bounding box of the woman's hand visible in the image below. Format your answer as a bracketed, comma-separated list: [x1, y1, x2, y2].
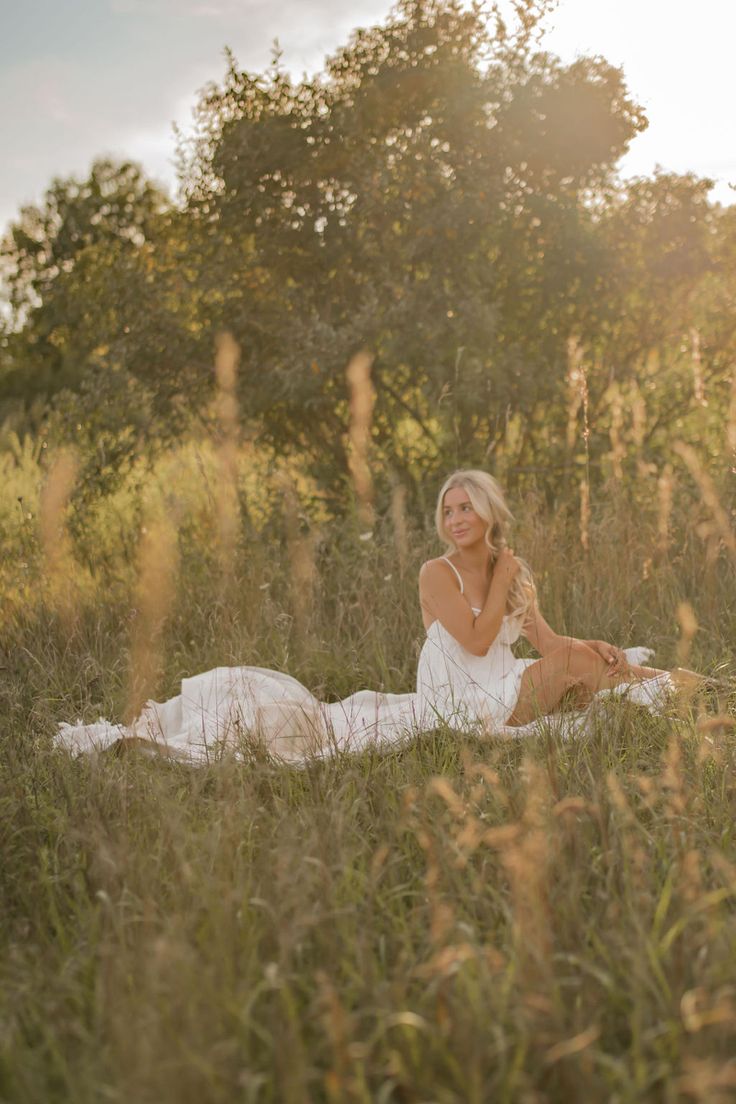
[493, 547, 521, 589]
[587, 639, 629, 676]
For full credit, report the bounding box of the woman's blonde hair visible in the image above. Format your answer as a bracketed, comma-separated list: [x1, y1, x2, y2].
[435, 469, 536, 622]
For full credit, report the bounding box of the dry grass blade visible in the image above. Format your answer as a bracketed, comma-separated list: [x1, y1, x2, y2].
[125, 506, 179, 723]
[214, 331, 241, 581]
[691, 328, 706, 407]
[390, 479, 409, 572]
[676, 601, 699, 666]
[544, 1024, 600, 1065]
[696, 714, 736, 734]
[607, 381, 625, 480]
[674, 440, 736, 563]
[346, 350, 375, 529]
[728, 366, 736, 459]
[579, 477, 590, 553]
[678, 1056, 736, 1101]
[281, 476, 317, 641]
[565, 336, 585, 452]
[657, 463, 675, 557]
[500, 759, 553, 967]
[38, 448, 79, 629]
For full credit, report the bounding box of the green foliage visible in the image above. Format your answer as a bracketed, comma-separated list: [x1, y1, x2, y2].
[178, 0, 650, 492]
[2, 1, 733, 508]
[0, 159, 169, 405]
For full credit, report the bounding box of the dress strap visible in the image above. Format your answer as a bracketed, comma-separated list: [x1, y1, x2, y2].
[441, 556, 464, 594]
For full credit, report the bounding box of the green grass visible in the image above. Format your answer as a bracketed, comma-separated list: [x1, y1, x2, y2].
[2, 477, 736, 1103]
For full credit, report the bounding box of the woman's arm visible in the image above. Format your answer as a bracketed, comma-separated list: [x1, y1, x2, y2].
[523, 603, 628, 673]
[419, 551, 519, 656]
[522, 603, 562, 655]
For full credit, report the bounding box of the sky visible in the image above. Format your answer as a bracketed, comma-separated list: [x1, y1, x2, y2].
[1, 0, 734, 235]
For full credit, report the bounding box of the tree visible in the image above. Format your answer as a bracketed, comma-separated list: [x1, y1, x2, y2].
[179, 0, 648, 496]
[0, 158, 170, 410]
[1, 1, 725, 511]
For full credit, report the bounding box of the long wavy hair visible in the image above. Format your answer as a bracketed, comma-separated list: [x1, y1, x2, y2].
[435, 469, 536, 622]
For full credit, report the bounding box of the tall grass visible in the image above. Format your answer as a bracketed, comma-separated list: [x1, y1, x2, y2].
[2, 440, 736, 1102]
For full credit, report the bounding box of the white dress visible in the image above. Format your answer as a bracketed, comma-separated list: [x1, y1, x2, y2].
[415, 556, 535, 730]
[55, 557, 673, 764]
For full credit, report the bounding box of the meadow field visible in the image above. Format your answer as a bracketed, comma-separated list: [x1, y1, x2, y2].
[2, 436, 736, 1104]
[2, 6, 736, 1098]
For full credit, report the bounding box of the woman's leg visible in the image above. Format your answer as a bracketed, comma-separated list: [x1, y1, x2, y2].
[506, 639, 666, 727]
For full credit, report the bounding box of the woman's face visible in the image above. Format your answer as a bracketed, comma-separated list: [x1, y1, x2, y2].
[442, 486, 486, 548]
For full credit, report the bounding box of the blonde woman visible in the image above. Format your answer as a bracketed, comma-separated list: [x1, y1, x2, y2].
[417, 469, 676, 730]
[57, 469, 684, 763]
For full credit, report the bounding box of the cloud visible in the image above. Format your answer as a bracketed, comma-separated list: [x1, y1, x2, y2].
[0, 0, 393, 232]
[3, 0, 732, 236]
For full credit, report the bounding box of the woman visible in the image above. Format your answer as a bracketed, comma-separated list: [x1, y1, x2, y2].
[416, 469, 673, 733]
[56, 470, 679, 764]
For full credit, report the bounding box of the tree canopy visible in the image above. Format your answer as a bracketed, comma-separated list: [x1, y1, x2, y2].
[1, 0, 733, 507]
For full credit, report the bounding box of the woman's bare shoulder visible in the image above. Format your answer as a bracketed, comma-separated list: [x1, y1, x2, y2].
[418, 558, 460, 597]
[419, 556, 451, 578]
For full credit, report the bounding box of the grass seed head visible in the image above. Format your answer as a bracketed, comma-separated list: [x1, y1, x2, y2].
[676, 601, 699, 666]
[690, 327, 706, 407]
[39, 447, 79, 629]
[565, 336, 585, 452]
[674, 440, 736, 563]
[281, 477, 317, 642]
[390, 479, 409, 571]
[346, 350, 375, 528]
[213, 332, 241, 582]
[657, 463, 675, 556]
[727, 366, 736, 459]
[579, 477, 590, 553]
[606, 381, 625, 480]
[125, 505, 180, 722]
